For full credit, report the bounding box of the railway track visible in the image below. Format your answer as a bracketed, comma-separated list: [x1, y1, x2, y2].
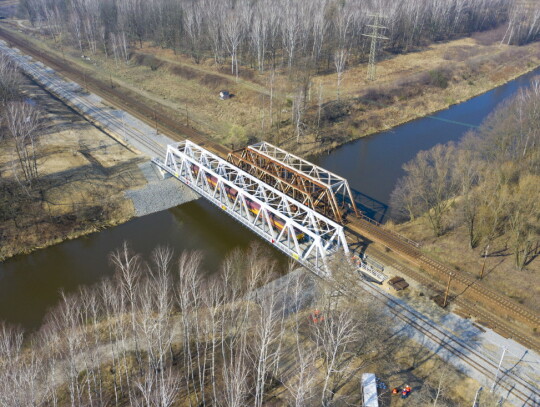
[334, 270, 540, 406]
[0, 41, 165, 158]
[347, 217, 540, 353]
[0, 26, 230, 157]
[372, 249, 540, 355]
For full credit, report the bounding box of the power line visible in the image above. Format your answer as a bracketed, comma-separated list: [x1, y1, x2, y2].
[355, 95, 480, 129]
[362, 14, 388, 81]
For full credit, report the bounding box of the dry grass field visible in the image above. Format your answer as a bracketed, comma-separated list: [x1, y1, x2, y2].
[0, 77, 146, 260]
[3, 20, 539, 156]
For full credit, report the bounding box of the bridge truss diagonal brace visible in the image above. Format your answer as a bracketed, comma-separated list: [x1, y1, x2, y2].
[152, 141, 349, 277]
[247, 142, 359, 218]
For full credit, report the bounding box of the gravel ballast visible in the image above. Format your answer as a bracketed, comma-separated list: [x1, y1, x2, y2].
[125, 161, 199, 217]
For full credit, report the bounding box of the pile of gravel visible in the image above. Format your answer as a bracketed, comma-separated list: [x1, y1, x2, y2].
[125, 161, 199, 217]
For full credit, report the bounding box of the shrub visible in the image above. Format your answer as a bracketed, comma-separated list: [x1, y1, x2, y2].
[200, 73, 232, 89]
[429, 69, 449, 89]
[169, 65, 199, 80]
[133, 53, 164, 71]
[320, 101, 350, 123]
[472, 26, 506, 46]
[226, 124, 247, 149]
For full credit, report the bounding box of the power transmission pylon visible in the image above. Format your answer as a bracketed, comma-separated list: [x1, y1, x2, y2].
[362, 14, 388, 81]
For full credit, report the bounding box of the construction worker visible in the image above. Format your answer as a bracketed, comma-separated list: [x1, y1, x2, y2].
[310, 309, 324, 323]
[392, 387, 400, 395]
[401, 385, 411, 399]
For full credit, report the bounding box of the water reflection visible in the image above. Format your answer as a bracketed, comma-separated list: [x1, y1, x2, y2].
[0, 199, 287, 330]
[312, 67, 540, 210]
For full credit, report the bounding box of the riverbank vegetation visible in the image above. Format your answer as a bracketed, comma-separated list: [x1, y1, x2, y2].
[390, 80, 540, 309]
[0, 55, 145, 261]
[0, 243, 487, 406]
[6, 0, 539, 155]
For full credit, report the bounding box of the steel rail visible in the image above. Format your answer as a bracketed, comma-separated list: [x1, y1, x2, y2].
[335, 269, 540, 406]
[0, 42, 164, 158]
[347, 217, 540, 334]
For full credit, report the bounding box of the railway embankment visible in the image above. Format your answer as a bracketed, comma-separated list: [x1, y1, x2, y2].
[126, 162, 198, 217]
[348, 218, 540, 353]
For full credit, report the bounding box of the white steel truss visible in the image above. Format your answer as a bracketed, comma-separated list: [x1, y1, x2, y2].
[152, 141, 349, 277]
[247, 142, 358, 211]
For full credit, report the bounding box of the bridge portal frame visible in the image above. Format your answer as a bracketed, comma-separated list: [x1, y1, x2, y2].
[153, 141, 349, 277]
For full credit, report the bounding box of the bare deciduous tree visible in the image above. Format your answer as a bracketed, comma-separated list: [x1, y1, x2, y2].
[391, 78, 540, 269]
[333, 49, 348, 100]
[4, 101, 41, 189]
[0, 55, 20, 104]
[394, 143, 458, 236]
[21, 0, 518, 82]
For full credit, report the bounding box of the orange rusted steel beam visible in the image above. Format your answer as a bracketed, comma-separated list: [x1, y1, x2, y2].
[229, 148, 345, 223]
[228, 151, 325, 216]
[245, 148, 344, 217]
[245, 143, 361, 219]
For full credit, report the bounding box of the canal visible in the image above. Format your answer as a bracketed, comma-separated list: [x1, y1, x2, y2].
[1, 67, 539, 331]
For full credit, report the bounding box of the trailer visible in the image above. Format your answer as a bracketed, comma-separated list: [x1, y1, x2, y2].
[362, 373, 379, 407]
[352, 255, 387, 283]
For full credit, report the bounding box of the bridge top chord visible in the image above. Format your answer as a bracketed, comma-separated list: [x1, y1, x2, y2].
[231, 142, 359, 223]
[249, 142, 350, 190]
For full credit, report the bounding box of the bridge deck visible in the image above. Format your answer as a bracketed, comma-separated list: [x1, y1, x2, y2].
[153, 141, 350, 277]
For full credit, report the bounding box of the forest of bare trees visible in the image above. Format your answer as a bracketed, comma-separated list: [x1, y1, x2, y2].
[0, 243, 396, 407]
[391, 79, 540, 270]
[17, 0, 539, 76]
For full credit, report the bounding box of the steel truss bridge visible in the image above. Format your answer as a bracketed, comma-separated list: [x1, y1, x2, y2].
[228, 142, 359, 224]
[152, 140, 369, 278]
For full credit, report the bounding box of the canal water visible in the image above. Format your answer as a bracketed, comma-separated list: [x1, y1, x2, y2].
[1, 67, 539, 330]
[312, 67, 540, 221]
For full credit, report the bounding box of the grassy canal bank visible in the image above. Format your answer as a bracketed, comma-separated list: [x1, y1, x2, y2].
[0, 77, 146, 262]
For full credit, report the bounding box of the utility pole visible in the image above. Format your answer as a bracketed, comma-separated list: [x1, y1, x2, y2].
[121, 112, 126, 142]
[472, 386, 482, 407]
[153, 110, 159, 135]
[362, 14, 388, 81]
[480, 244, 490, 279]
[443, 272, 454, 308]
[491, 347, 508, 392]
